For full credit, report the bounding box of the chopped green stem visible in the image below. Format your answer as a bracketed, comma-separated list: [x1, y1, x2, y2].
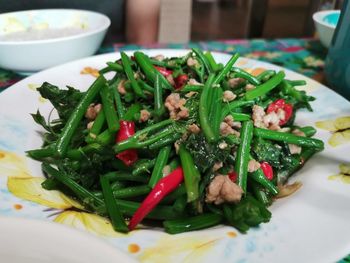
[114, 125, 176, 152]
[199, 74, 216, 142]
[179, 144, 201, 202]
[250, 180, 272, 206]
[180, 85, 203, 93]
[134, 51, 173, 90]
[106, 62, 123, 72]
[254, 128, 324, 150]
[249, 167, 279, 195]
[104, 172, 148, 183]
[230, 112, 251, 121]
[148, 133, 181, 150]
[204, 51, 219, 72]
[245, 71, 285, 100]
[138, 80, 155, 93]
[192, 48, 212, 74]
[222, 100, 255, 118]
[213, 53, 240, 85]
[100, 175, 128, 232]
[100, 84, 119, 132]
[149, 145, 172, 188]
[149, 58, 179, 69]
[110, 80, 125, 119]
[256, 70, 275, 81]
[113, 185, 151, 199]
[123, 103, 141, 122]
[27, 143, 103, 160]
[132, 158, 156, 176]
[235, 121, 254, 192]
[154, 74, 165, 119]
[42, 163, 104, 209]
[224, 134, 241, 145]
[121, 52, 146, 98]
[86, 109, 106, 143]
[56, 76, 106, 156]
[231, 67, 260, 85]
[296, 126, 317, 137]
[208, 86, 223, 139]
[172, 195, 187, 213]
[285, 79, 307, 86]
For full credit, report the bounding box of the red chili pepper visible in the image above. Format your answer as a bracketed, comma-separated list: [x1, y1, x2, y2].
[228, 171, 238, 182]
[115, 120, 138, 166]
[260, 162, 274, 180]
[174, 74, 189, 90]
[154, 66, 173, 77]
[266, 99, 293, 125]
[128, 167, 184, 230]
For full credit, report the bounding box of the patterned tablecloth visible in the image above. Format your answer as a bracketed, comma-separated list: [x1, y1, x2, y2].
[0, 38, 327, 92]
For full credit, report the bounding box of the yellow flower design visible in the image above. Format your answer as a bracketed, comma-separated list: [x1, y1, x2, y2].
[328, 163, 350, 184]
[3, 150, 126, 237]
[316, 116, 350, 147]
[138, 232, 229, 263]
[0, 150, 31, 178]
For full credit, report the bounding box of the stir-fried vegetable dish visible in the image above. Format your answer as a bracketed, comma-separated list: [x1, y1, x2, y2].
[28, 49, 324, 234]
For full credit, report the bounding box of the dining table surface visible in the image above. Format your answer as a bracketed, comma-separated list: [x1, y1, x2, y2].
[0, 38, 328, 92]
[0, 37, 349, 263]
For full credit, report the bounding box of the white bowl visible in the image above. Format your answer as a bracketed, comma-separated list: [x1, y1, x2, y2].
[313, 10, 340, 48]
[0, 9, 110, 73]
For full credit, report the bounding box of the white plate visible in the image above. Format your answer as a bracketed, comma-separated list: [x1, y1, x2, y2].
[0, 216, 136, 263]
[0, 49, 350, 263]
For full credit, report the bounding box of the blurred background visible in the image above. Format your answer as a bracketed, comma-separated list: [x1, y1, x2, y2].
[0, 0, 345, 44]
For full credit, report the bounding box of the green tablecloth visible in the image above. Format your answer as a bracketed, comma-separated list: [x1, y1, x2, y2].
[0, 38, 327, 92]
